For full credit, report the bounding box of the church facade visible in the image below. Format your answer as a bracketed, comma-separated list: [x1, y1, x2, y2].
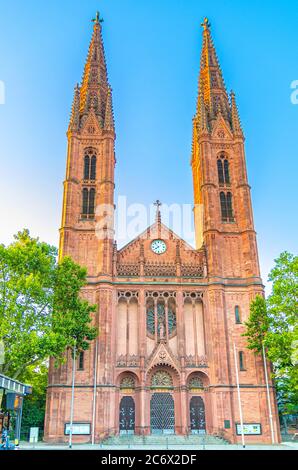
[44, 15, 281, 444]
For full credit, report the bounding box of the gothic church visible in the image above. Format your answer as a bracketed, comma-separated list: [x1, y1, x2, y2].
[44, 15, 280, 444]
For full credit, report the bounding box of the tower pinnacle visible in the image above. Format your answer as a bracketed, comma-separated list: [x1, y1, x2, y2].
[68, 13, 112, 132]
[197, 17, 229, 126]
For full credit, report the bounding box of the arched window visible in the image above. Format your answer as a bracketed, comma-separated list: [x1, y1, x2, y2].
[235, 306, 241, 324]
[218, 155, 230, 186]
[84, 156, 90, 180]
[217, 159, 224, 185]
[84, 150, 97, 180]
[90, 155, 97, 180]
[151, 370, 173, 387]
[89, 188, 95, 216]
[77, 351, 84, 370]
[239, 351, 245, 371]
[227, 192, 234, 221]
[220, 192, 234, 223]
[82, 188, 89, 217]
[82, 188, 96, 218]
[120, 376, 135, 389]
[220, 192, 228, 222]
[224, 159, 230, 184]
[188, 375, 204, 390]
[146, 300, 155, 335]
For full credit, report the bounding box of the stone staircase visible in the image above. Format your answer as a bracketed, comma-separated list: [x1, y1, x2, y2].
[103, 434, 229, 447]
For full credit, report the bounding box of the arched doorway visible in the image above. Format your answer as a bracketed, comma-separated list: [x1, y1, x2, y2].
[190, 396, 206, 434]
[151, 393, 175, 434]
[150, 370, 175, 434]
[119, 396, 135, 434]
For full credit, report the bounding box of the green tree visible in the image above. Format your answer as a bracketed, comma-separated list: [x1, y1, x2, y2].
[244, 295, 269, 353]
[20, 364, 48, 439]
[244, 252, 298, 414]
[0, 229, 97, 381]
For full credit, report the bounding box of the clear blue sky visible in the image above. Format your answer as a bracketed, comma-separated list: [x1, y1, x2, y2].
[0, 0, 297, 290]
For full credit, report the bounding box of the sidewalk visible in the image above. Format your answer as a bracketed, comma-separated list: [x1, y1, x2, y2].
[18, 441, 298, 451]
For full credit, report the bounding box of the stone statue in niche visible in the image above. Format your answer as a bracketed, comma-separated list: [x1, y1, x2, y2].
[158, 320, 165, 341]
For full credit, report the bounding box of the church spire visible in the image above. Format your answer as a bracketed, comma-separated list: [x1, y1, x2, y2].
[197, 18, 230, 126]
[69, 12, 111, 131]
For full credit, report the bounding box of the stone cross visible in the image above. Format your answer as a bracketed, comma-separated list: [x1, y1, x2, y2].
[92, 11, 104, 25]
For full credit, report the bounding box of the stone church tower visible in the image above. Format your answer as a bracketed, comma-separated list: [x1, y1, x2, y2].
[44, 15, 280, 444]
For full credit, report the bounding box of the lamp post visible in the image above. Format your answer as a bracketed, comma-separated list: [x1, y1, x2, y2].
[233, 343, 245, 448]
[69, 343, 76, 449]
[262, 343, 275, 444]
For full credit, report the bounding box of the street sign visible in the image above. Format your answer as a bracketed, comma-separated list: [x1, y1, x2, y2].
[29, 427, 39, 443]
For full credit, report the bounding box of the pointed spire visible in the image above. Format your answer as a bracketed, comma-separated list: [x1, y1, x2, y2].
[104, 86, 115, 131]
[69, 83, 80, 132]
[197, 18, 230, 125]
[230, 90, 243, 136]
[79, 13, 110, 126]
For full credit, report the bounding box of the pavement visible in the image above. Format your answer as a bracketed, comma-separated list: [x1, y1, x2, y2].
[18, 441, 298, 451]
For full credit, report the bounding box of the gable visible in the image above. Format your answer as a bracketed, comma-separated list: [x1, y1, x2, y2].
[116, 222, 206, 279]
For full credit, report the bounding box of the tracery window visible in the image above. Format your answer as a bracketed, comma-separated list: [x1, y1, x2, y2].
[220, 191, 234, 223]
[81, 188, 96, 218]
[120, 376, 135, 389]
[83, 150, 97, 181]
[151, 370, 173, 387]
[146, 299, 177, 338]
[217, 154, 230, 186]
[188, 376, 204, 389]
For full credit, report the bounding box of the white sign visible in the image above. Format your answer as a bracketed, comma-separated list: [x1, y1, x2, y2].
[29, 427, 39, 443]
[236, 423, 261, 435]
[64, 423, 91, 435]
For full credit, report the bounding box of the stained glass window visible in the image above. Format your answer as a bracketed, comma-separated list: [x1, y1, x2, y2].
[147, 305, 155, 335]
[189, 376, 204, 389]
[146, 301, 177, 336]
[168, 308, 176, 334]
[120, 376, 135, 389]
[151, 370, 173, 387]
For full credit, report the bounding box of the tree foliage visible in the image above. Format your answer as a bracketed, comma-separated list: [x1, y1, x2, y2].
[0, 230, 97, 381]
[244, 252, 298, 414]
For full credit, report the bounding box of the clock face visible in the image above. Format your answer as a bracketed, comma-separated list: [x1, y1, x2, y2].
[151, 239, 167, 255]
